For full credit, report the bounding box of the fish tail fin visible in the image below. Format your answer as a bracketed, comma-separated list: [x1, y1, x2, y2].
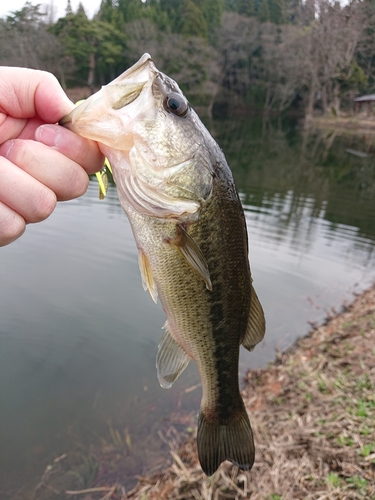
[197, 406, 255, 476]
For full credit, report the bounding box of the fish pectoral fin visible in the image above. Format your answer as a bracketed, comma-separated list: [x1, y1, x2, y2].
[138, 250, 158, 303]
[241, 284, 266, 352]
[171, 225, 212, 291]
[197, 405, 255, 476]
[156, 322, 190, 389]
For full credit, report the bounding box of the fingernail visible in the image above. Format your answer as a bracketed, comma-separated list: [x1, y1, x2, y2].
[35, 125, 60, 147]
[0, 140, 14, 158]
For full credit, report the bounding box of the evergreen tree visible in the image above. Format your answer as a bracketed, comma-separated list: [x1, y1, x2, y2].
[66, 0, 73, 15]
[98, 0, 113, 22]
[77, 2, 87, 16]
[97, 0, 125, 29]
[268, 0, 285, 23]
[203, 0, 223, 32]
[159, 0, 183, 31]
[224, 0, 255, 16]
[241, 0, 255, 16]
[117, 0, 143, 23]
[181, 0, 208, 37]
[50, 10, 126, 88]
[5, 2, 46, 28]
[257, 0, 270, 22]
[142, 0, 170, 31]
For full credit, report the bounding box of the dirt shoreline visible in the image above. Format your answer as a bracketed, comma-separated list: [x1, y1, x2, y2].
[313, 115, 375, 134]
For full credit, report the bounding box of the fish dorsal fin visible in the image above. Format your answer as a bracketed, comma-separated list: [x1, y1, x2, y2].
[171, 225, 212, 291]
[242, 284, 266, 352]
[156, 322, 190, 389]
[138, 250, 158, 303]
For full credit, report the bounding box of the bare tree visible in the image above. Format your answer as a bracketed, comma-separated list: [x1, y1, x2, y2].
[300, 0, 364, 118]
[197, 12, 264, 116]
[260, 23, 308, 113]
[0, 3, 73, 85]
[124, 18, 216, 103]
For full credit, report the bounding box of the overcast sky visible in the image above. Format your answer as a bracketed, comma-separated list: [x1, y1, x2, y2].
[0, 0, 102, 20]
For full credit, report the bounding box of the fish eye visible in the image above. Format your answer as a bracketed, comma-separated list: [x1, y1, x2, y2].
[163, 93, 188, 117]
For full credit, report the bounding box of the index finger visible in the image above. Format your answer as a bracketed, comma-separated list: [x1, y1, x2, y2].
[35, 124, 105, 175]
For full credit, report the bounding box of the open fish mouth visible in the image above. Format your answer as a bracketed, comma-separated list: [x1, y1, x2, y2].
[59, 54, 158, 149]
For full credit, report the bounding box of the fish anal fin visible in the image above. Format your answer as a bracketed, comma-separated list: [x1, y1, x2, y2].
[242, 284, 266, 352]
[156, 322, 190, 389]
[169, 225, 212, 291]
[197, 407, 255, 476]
[138, 250, 158, 303]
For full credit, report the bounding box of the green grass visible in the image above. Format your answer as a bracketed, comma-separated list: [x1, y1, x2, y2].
[336, 435, 355, 447]
[358, 443, 375, 457]
[346, 475, 368, 495]
[326, 472, 344, 488]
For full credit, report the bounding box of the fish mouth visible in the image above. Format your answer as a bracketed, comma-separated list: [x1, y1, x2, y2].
[114, 53, 154, 83]
[60, 54, 158, 148]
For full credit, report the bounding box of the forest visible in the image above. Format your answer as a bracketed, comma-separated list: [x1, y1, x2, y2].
[0, 0, 375, 117]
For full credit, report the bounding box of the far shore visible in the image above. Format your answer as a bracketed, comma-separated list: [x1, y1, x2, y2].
[313, 113, 375, 134]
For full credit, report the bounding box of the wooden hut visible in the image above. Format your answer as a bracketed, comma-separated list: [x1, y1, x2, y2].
[354, 94, 375, 115]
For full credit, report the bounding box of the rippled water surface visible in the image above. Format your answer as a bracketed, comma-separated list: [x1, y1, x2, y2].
[1, 117, 375, 496]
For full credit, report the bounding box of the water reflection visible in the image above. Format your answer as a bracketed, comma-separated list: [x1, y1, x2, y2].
[1, 117, 375, 496]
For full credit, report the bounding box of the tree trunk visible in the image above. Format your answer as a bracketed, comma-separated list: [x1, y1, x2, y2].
[305, 74, 317, 127]
[321, 83, 328, 114]
[88, 52, 96, 95]
[331, 82, 341, 116]
[207, 68, 225, 120]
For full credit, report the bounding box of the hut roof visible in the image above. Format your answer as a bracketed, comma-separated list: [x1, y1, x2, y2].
[354, 94, 375, 102]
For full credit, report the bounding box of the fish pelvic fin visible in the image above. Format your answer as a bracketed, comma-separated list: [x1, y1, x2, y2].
[138, 250, 158, 303]
[170, 224, 212, 291]
[156, 322, 191, 389]
[242, 284, 266, 352]
[197, 407, 255, 476]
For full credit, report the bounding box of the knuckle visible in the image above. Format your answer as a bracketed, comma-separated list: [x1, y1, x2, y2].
[28, 187, 57, 223]
[0, 209, 26, 246]
[57, 164, 89, 201]
[70, 166, 89, 198]
[77, 140, 104, 175]
[10, 139, 27, 160]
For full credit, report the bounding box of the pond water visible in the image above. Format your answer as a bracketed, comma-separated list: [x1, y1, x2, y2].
[1, 116, 375, 496]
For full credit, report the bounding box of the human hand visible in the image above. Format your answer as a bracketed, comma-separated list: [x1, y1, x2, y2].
[0, 67, 104, 246]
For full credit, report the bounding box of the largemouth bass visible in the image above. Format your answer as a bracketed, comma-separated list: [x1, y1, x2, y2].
[61, 54, 265, 475]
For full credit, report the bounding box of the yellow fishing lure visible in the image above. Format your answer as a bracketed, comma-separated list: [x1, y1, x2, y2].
[74, 99, 113, 200]
[96, 158, 112, 200]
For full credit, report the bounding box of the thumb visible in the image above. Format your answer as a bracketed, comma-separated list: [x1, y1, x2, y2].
[0, 67, 73, 123]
